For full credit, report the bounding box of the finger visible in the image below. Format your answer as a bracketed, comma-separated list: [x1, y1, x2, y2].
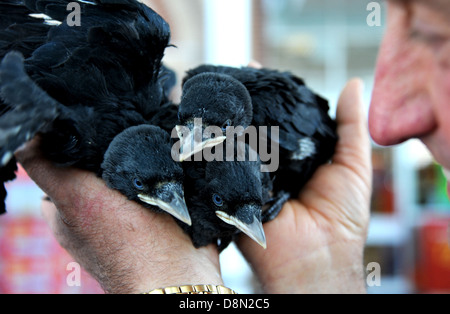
[41, 197, 72, 250]
[40, 195, 86, 255]
[41, 197, 58, 231]
[336, 79, 366, 126]
[333, 79, 372, 173]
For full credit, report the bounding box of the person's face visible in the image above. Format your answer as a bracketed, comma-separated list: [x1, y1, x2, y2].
[369, 0, 450, 171]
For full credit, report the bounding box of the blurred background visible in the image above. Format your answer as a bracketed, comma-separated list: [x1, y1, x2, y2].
[1, 0, 449, 294]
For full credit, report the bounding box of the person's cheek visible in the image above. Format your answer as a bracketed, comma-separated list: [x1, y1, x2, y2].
[437, 40, 450, 76]
[431, 42, 450, 153]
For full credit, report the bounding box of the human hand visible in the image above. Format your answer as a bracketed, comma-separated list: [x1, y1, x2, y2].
[236, 79, 372, 293]
[15, 140, 223, 294]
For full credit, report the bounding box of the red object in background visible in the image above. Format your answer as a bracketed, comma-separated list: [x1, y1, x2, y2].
[415, 216, 450, 293]
[0, 215, 103, 294]
[14, 164, 32, 182]
[0, 164, 104, 294]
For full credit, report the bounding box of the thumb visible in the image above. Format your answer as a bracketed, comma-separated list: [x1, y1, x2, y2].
[333, 78, 372, 178]
[336, 78, 366, 126]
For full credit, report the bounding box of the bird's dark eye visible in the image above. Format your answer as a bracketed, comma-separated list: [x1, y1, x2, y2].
[133, 178, 144, 190]
[221, 120, 232, 132]
[212, 194, 224, 207]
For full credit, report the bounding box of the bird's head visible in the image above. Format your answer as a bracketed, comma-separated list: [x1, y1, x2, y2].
[101, 125, 191, 226]
[176, 73, 253, 161]
[202, 159, 266, 249]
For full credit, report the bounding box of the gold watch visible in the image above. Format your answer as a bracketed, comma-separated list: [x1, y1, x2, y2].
[143, 284, 237, 294]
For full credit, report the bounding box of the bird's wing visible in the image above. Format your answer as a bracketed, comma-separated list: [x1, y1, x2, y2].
[0, 52, 60, 167]
[248, 69, 339, 196]
[0, 0, 174, 212]
[0, 0, 53, 120]
[0, 0, 173, 162]
[247, 70, 337, 147]
[1, 0, 171, 113]
[0, 0, 53, 58]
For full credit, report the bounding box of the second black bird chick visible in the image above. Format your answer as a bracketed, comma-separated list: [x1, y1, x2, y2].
[180, 152, 272, 251]
[101, 125, 191, 226]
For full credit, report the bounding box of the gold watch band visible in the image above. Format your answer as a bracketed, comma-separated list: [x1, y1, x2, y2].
[143, 284, 237, 294]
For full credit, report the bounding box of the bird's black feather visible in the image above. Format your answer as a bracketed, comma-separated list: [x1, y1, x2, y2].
[0, 52, 60, 154]
[0, 157, 17, 214]
[0, 0, 180, 217]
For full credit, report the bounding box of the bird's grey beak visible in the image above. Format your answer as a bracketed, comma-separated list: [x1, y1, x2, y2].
[216, 208, 267, 249]
[138, 183, 191, 226]
[176, 125, 226, 162]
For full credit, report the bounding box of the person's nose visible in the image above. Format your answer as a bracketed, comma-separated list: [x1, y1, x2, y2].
[369, 14, 437, 146]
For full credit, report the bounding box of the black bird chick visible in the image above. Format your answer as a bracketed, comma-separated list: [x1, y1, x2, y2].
[177, 65, 338, 220]
[0, 0, 190, 224]
[102, 125, 191, 226]
[175, 73, 252, 159]
[180, 153, 271, 250]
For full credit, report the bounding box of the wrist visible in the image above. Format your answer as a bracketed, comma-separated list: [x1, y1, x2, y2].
[120, 244, 224, 294]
